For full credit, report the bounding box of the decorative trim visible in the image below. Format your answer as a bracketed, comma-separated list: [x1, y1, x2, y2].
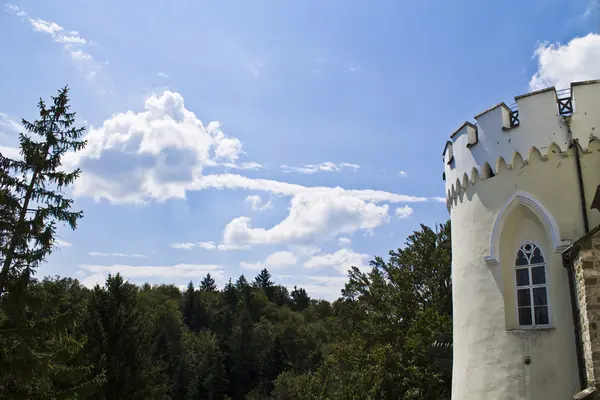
[484, 190, 571, 265]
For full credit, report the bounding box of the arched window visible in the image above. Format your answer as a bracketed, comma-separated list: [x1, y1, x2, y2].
[515, 241, 550, 327]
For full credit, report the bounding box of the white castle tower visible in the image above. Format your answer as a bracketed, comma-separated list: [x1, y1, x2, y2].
[443, 80, 600, 400]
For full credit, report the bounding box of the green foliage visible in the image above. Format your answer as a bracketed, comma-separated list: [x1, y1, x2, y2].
[0, 87, 86, 295]
[0, 90, 453, 399]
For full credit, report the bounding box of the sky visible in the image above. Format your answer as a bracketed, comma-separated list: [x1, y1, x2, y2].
[1, 0, 599, 300]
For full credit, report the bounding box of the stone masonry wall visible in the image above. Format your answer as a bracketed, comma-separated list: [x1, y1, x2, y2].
[574, 233, 600, 390]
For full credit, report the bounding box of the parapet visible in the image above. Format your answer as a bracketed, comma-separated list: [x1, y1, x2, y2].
[443, 80, 600, 203]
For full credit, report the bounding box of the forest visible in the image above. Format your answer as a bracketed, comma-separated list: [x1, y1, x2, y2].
[0, 88, 452, 399]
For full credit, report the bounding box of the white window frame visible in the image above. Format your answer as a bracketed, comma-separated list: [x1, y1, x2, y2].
[513, 241, 551, 329]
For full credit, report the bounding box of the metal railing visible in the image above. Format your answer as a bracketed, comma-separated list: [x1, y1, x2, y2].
[507, 102, 520, 127]
[557, 88, 574, 116]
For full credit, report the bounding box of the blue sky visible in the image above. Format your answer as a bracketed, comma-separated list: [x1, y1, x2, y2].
[1, 0, 599, 299]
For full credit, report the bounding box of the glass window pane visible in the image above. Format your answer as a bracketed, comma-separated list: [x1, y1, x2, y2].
[516, 249, 528, 266]
[533, 288, 547, 306]
[516, 269, 529, 286]
[530, 246, 544, 264]
[519, 307, 532, 326]
[535, 306, 549, 325]
[531, 266, 546, 284]
[517, 289, 531, 307]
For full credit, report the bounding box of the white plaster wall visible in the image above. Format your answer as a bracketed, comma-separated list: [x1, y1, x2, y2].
[444, 81, 600, 199]
[450, 148, 600, 400]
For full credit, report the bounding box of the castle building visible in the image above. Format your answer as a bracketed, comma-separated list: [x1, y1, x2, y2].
[443, 80, 600, 400]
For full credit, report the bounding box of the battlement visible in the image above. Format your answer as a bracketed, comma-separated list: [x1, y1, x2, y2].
[443, 80, 600, 204]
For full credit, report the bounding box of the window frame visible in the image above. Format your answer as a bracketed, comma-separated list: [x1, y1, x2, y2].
[513, 240, 551, 329]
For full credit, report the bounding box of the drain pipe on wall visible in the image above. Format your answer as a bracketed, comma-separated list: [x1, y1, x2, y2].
[563, 115, 594, 399]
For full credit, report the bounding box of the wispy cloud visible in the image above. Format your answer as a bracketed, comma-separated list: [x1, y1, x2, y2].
[348, 64, 362, 73]
[79, 263, 224, 279]
[89, 251, 147, 258]
[398, 170, 408, 177]
[157, 72, 169, 78]
[4, 4, 103, 79]
[281, 161, 360, 174]
[170, 241, 251, 251]
[245, 195, 273, 211]
[55, 239, 72, 248]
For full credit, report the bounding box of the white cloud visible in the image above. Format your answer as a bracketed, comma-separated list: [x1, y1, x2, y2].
[157, 72, 169, 78]
[431, 196, 447, 203]
[81, 273, 106, 288]
[54, 239, 72, 248]
[0, 112, 23, 135]
[67, 91, 261, 204]
[170, 242, 199, 250]
[398, 170, 408, 177]
[79, 263, 224, 279]
[170, 241, 250, 251]
[223, 188, 390, 246]
[5, 5, 102, 78]
[395, 205, 414, 219]
[89, 251, 147, 258]
[0, 145, 21, 160]
[348, 64, 362, 73]
[240, 250, 297, 270]
[304, 248, 370, 274]
[337, 237, 352, 247]
[281, 161, 359, 174]
[60, 90, 436, 246]
[529, 33, 600, 90]
[222, 161, 263, 170]
[245, 195, 273, 211]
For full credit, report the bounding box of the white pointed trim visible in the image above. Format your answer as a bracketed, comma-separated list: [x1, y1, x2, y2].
[484, 190, 571, 265]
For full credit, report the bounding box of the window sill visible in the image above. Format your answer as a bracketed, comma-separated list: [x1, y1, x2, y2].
[507, 326, 556, 333]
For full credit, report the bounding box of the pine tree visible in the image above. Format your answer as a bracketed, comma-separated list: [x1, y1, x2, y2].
[200, 273, 217, 292]
[253, 269, 274, 300]
[0, 87, 86, 295]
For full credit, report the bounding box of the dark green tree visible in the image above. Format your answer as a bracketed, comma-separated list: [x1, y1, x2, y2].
[253, 269, 274, 300]
[84, 274, 163, 399]
[200, 273, 217, 292]
[290, 286, 310, 312]
[0, 87, 86, 295]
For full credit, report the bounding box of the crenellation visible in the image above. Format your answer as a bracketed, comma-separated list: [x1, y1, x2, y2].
[443, 80, 600, 203]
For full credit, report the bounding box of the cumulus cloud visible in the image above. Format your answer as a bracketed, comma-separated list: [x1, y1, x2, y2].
[223, 189, 390, 246]
[529, 33, 600, 90]
[281, 161, 360, 174]
[304, 248, 371, 274]
[398, 170, 408, 177]
[59, 90, 436, 246]
[5, 4, 102, 78]
[240, 250, 298, 270]
[245, 195, 273, 211]
[395, 205, 414, 219]
[89, 251, 147, 258]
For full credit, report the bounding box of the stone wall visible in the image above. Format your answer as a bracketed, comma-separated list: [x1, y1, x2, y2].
[574, 233, 600, 391]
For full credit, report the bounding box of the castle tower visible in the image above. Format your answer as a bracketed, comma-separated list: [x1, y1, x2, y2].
[443, 80, 600, 400]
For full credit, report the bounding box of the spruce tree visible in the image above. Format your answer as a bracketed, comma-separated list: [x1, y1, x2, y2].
[0, 87, 86, 294]
[200, 273, 217, 291]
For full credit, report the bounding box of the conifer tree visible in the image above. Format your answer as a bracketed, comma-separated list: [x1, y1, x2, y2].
[0, 87, 86, 295]
[200, 273, 217, 292]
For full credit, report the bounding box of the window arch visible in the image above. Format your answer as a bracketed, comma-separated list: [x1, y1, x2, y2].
[515, 241, 550, 327]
